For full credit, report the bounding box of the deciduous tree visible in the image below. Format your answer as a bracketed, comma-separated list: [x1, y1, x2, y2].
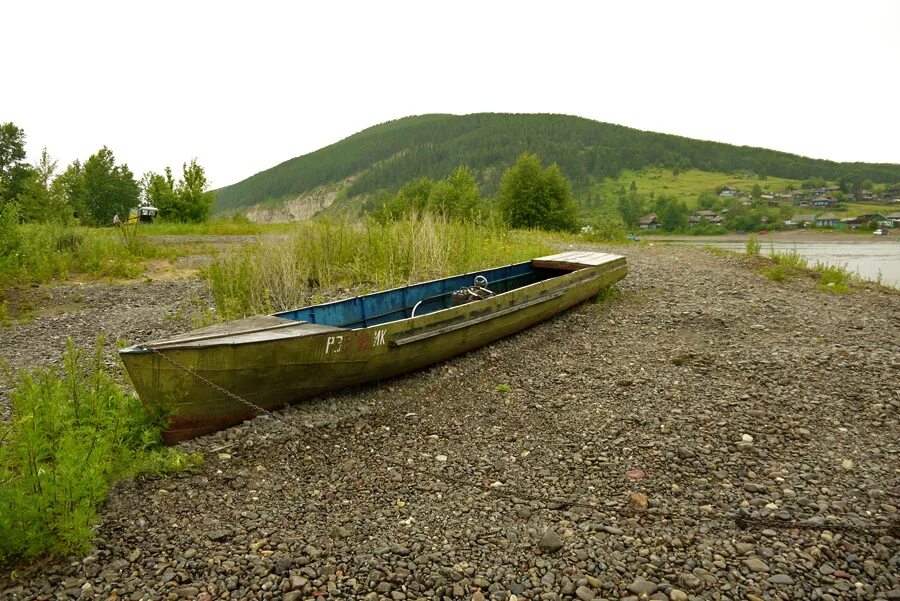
[16, 149, 65, 222]
[654, 196, 688, 232]
[146, 160, 215, 222]
[426, 166, 480, 219]
[617, 191, 644, 228]
[498, 153, 578, 231]
[0, 122, 30, 206]
[54, 161, 88, 221]
[142, 167, 177, 215]
[82, 147, 139, 225]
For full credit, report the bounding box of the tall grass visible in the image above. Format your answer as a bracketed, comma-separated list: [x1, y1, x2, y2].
[0, 338, 200, 564]
[0, 220, 166, 288]
[206, 215, 554, 319]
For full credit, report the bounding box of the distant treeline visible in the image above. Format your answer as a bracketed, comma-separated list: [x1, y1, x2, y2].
[214, 113, 900, 212]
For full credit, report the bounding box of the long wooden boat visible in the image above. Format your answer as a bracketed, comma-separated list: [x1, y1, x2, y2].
[120, 251, 626, 442]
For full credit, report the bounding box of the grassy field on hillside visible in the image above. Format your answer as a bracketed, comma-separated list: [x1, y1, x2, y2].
[842, 201, 899, 216]
[592, 167, 800, 208]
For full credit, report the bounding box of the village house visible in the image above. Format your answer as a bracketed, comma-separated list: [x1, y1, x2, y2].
[639, 213, 660, 230]
[812, 197, 839, 208]
[790, 190, 808, 202]
[886, 212, 900, 227]
[843, 214, 888, 229]
[688, 210, 725, 227]
[718, 186, 738, 198]
[785, 214, 815, 227]
[815, 213, 839, 228]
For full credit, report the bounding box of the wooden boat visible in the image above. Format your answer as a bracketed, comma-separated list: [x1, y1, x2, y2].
[120, 251, 626, 442]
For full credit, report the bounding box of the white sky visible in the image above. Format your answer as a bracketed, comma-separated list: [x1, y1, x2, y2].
[3, 1, 899, 189]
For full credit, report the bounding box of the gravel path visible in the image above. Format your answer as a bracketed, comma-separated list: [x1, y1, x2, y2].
[1, 244, 898, 600]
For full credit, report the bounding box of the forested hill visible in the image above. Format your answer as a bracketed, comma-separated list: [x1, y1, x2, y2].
[214, 113, 900, 212]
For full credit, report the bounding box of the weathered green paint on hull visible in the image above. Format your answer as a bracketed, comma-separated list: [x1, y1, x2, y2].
[120, 254, 626, 442]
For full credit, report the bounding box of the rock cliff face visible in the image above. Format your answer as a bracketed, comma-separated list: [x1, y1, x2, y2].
[243, 178, 354, 222]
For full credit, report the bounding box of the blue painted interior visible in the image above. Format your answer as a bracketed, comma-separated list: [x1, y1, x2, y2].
[275, 261, 566, 328]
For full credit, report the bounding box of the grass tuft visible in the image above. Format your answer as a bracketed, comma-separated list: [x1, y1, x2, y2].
[814, 263, 853, 293]
[745, 235, 761, 256]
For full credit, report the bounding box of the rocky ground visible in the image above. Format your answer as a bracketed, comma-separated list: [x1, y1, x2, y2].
[1, 243, 898, 600]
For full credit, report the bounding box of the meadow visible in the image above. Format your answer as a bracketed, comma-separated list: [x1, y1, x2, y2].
[591, 167, 801, 207]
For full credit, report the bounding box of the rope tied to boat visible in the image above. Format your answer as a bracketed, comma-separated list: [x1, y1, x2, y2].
[142, 345, 282, 421]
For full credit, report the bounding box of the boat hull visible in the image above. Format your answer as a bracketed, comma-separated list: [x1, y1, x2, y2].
[120, 253, 626, 442]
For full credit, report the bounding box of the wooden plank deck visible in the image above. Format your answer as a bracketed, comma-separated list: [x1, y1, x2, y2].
[532, 251, 623, 271]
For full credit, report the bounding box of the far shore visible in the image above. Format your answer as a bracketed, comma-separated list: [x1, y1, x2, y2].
[645, 229, 897, 244]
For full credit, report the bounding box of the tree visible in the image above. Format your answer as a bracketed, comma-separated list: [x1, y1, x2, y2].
[380, 177, 433, 219]
[697, 192, 719, 210]
[174, 159, 215, 222]
[617, 191, 644, 228]
[0, 122, 30, 206]
[426, 166, 480, 219]
[751, 183, 763, 199]
[82, 147, 139, 225]
[16, 148, 65, 222]
[143, 167, 177, 215]
[54, 160, 88, 221]
[147, 159, 215, 223]
[14, 166, 48, 222]
[654, 196, 688, 232]
[498, 153, 578, 231]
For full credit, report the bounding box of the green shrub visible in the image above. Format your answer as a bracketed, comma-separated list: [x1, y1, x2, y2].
[0, 337, 200, 563]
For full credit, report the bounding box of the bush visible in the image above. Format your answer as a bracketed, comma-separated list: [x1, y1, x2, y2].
[0, 337, 200, 563]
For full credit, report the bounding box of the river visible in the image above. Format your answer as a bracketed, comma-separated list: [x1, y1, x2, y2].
[665, 240, 900, 287]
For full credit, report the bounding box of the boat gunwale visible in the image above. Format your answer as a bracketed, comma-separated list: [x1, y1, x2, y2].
[119, 255, 624, 354]
[119, 253, 625, 355]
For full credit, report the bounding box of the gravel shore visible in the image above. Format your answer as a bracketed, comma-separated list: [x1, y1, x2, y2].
[1, 243, 898, 600]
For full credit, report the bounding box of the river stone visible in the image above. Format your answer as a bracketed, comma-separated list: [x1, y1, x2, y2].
[538, 529, 563, 552]
[743, 558, 770, 573]
[627, 578, 656, 595]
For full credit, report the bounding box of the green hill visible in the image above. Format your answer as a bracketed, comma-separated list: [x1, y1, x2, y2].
[214, 113, 900, 214]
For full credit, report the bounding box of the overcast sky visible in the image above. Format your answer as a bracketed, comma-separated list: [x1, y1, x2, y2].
[3, 0, 899, 189]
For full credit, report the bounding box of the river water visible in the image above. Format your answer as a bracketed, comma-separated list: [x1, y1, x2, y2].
[668, 240, 900, 287]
